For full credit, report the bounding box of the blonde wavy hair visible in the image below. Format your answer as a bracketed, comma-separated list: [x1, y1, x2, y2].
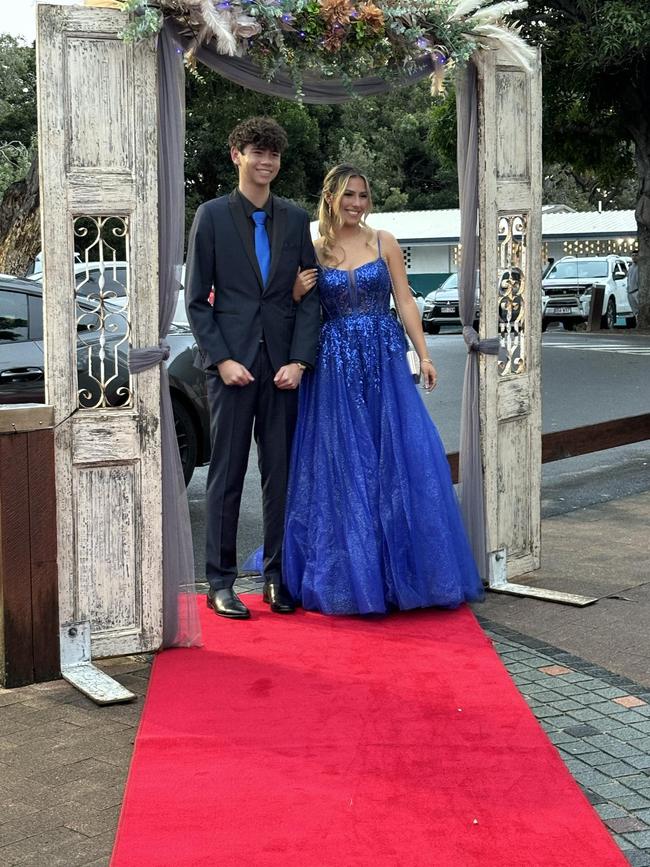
[317, 164, 374, 267]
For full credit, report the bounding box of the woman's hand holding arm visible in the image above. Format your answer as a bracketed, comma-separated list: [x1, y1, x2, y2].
[292, 267, 318, 303]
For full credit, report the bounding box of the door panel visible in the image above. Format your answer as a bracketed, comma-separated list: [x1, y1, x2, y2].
[37, 5, 162, 656]
[476, 49, 543, 579]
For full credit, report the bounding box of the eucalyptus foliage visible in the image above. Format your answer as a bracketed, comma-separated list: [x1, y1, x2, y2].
[118, 0, 534, 89]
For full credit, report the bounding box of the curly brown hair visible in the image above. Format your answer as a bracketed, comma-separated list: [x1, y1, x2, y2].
[228, 116, 289, 154]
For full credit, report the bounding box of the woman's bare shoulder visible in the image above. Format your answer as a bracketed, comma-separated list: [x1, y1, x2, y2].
[377, 229, 399, 249]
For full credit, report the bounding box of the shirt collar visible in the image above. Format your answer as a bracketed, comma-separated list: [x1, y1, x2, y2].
[237, 189, 273, 220]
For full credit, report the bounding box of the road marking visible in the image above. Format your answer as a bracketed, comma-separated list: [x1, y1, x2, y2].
[544, 342, 650, 356]
[427, 333, 650, 356]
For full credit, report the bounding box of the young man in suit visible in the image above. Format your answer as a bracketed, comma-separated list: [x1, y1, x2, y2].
[185, 117, 320, 619]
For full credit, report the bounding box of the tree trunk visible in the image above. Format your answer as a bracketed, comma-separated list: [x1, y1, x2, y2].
[0, 155, 40, 278]
[632, 126, 650, 330]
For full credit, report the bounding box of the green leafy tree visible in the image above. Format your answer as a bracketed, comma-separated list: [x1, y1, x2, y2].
[430, 84, 637, 210]
[0, 35, 36, 147]
[542, 164, 637, 211]
[332, 82, 458, 211]
[516, 1, 650, 326]
[0, 35, 38, 273]
[0, 142, 32, 197]
[0, 35, 37, 197]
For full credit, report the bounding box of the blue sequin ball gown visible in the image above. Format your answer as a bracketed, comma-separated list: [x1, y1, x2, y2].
[281, 253, 485, 615]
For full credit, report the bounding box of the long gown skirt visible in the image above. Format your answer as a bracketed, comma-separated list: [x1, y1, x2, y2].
[283, 312, 485, 615]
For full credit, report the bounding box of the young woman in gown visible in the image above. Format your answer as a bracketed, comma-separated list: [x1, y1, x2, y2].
[281, 164, 485, 615]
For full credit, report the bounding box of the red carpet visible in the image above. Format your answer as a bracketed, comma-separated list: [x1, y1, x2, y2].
[111, 597, 627, 866]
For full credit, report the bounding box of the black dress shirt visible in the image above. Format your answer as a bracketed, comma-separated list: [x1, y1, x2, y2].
[235, 188, 275, 249]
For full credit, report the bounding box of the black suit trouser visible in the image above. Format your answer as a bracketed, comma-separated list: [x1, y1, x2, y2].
[205, 344, 298, 590]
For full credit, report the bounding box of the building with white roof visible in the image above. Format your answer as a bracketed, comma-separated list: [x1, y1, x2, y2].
[311, 208, 638, 295]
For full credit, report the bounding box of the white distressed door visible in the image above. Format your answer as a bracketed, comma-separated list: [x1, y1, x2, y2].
[475, 49, 543, 581]
[37, 5, 162, 657]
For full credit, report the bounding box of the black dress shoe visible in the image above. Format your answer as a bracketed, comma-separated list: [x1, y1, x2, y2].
[262, 581, 295, 614]
[206, 588, 250, 619]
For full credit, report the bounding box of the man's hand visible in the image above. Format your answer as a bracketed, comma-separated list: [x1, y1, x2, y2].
[274, 363, 304, 390]
[217, 359, 255, 387]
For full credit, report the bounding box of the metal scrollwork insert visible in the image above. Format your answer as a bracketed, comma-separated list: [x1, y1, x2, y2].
[497, 214, 527, 376]
[73, 215, 132, 409]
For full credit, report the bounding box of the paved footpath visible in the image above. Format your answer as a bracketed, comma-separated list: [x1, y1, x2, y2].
[0, 490, 648, 866]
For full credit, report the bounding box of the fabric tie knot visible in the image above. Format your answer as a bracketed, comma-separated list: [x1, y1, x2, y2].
[462, 325, 500, 357]
[252, 210, 271, 286]
[463, 325, 480, 353]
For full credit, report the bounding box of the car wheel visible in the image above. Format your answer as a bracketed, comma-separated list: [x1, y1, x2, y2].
[429, 322, 440, 335]
[173, 399, 198, 486]
[541, 319, 549, 333]
[563, 321, 576, 331]
[601, 297, 616, 330]
[625, 316, 637, 329]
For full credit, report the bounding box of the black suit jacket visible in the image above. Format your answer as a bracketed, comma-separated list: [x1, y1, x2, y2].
[185, 191, 320, 373]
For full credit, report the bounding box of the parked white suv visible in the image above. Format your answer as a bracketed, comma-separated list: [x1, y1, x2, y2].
[542, 255, 634, 331]
[390, 285, 425, 320]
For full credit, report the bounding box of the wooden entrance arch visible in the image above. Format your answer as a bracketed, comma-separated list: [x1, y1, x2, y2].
[36, 4, 548, 699]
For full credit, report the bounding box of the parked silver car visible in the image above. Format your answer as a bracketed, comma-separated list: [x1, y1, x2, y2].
[422, 272, 480, 334]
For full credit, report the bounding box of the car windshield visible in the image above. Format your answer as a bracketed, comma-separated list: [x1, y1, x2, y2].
[547, 261, 608, 279]
[439, 273, 459, 290]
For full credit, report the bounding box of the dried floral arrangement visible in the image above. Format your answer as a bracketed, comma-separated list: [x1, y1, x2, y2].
[116, 0, 535, 90]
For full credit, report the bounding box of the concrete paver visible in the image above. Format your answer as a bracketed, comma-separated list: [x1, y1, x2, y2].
[479, 618, 650, 864]
[477, 491, 650, 688]
[0, 658, 150, 866]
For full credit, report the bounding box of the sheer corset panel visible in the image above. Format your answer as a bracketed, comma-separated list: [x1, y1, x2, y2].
[319, 257, 392, 321]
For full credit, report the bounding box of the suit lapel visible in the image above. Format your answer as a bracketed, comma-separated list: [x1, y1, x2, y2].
[228, 191, 264, 290]
[265, 196, 287, 293]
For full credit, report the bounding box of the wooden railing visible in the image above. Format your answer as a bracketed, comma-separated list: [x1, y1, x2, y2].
[0, 407, 59, 687]
[447, 412, 650, 484]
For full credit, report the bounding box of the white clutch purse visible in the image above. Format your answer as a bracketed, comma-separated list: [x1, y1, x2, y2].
[391, 291, 422, 384]
[405, 346, 421, 383]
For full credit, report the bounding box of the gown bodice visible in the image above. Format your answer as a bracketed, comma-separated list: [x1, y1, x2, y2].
[319, 257, 392, 321]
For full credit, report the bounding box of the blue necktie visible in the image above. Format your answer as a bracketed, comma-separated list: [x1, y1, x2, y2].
[252, 210, 271, 286]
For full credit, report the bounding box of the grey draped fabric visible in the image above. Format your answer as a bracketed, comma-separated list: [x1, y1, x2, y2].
[166, 18, 435, 103]
[456, 60, 499, 583]
[129, 22, 201, 648]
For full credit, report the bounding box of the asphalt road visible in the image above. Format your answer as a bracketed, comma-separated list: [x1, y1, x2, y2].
[421, 325, 650, 450]
[188, 325, 650, 578]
